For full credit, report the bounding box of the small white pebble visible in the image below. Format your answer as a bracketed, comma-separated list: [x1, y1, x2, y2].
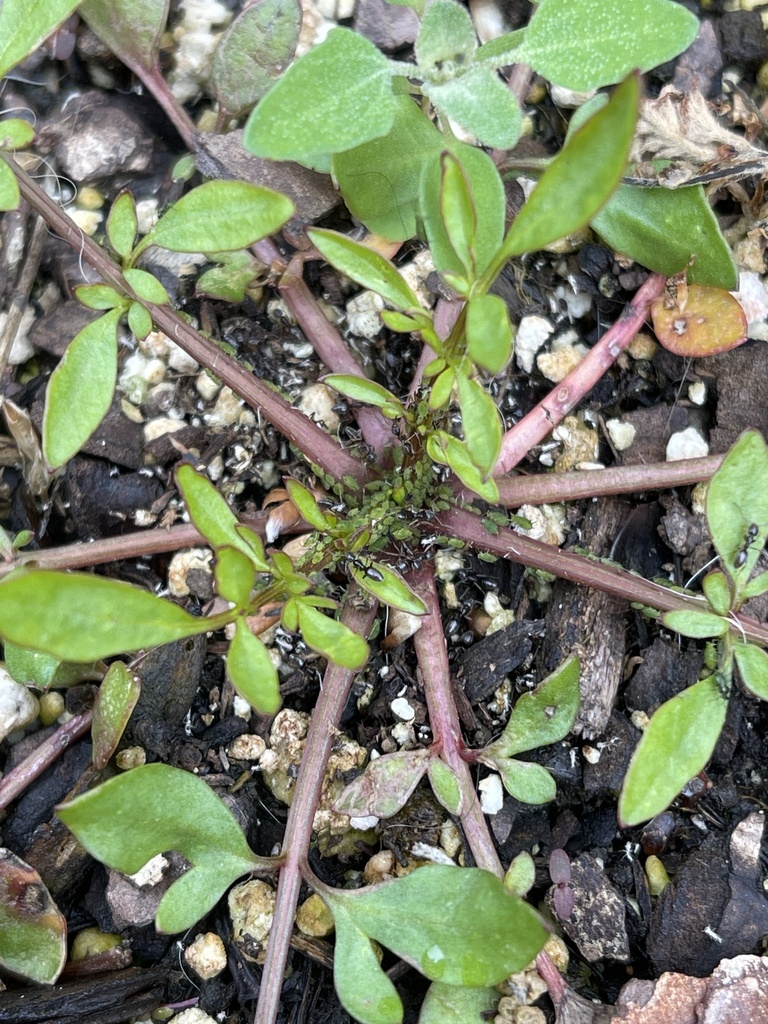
[297, 383, 340, 431]
[666, 427, 709, 461]
[582, 745, 601, 764]
[688, 381, 707, 406]
[196, 371, 222, 401]
[346, 290, 384, 339]
[142, 357, 166, 386]
[184, 932, 227, 980]
[143, 416, 186, 443]
[167, 548, 213, 597]
[515, 315, 554, 373]
[228, 735, 267, 761]
[605, 418, 636, 452]
[479, 773, 504, 815]
[167, 341, 200, 374]
[205, 386, 242, 428]
[550, 84, 597, 107]
[232, 695, 252, 721]
[0, 668, 39, 743]
[391, 697, 415, 722]
[630, 710, 650, 731]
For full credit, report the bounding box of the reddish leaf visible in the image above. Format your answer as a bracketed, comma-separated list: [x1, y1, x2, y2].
[651, 284, 747, 356]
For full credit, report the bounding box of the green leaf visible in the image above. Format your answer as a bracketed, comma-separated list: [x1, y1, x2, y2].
[106, 190, 138, 258]
[4, 641, 100, 689]
[0, 571, 213, 660]
[415, 0, 477, 78]
[701, 571, 731, 618]
[419, 983, 497, 1024]
[79, 0, 169, 74]
[335, 749, 432, 818]
[438, 152, 477, 277]
[74, 284, 126, 311]
[733, 642, 768, 702]
[127, 301, 153, 340]
[91, 661, 140, 769]
[57, 764, 264, 933]
[457, 374, 502, 476]
[428, 367, 456, 410]
[214, 546, 256, 606]
[285, 479, 334, 532]
[0, 118, 35, 150]
[504, 852, 535, 897]
[308, 230, 420, 312]
[124, 268, 169, 305]
[427, 432, 499, 503]
[499, 73, 638, 263]
[212, 0, 300, 119]
[486, 656, 580, 758]
[423, 66, 521, 150]
[0, 159, 20, 211]
[742, 571, 768, 601]
[227, 618, 281, 714]
[427, 758, 463, 815]
[661, 609, 729, 639]
[706, 430, 768, 594]
[324, 375, 405, 417]
[243, 28, 397, 164]
[43, 308, 121, 469]
[140, 181, 294, 256]
[496, 758, 556, 804]
[327, 866, 547, 986]
[176, 463, 269, 571]
[618, 676, 727, 827]
[0, 850, 66, 984]
[347, 561, 427, 615]
[332, 95, 444, 241]
[591, 184, 737, 290]
[466, 294, 514, 373]
[0, 0, 82, 79]
[296, 601, 369, 669]
[475, 31, 525, 68]
[332, 905, 402, 1024]
[515, 0, 699, 91]
[196, 250, 262, 302]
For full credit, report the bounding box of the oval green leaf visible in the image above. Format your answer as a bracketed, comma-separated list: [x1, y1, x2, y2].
[296, 601, 369, 669]
[427, 758, 463, 815]
[43, 308, 121, 469]
[466, 294, 514, 374]
[124, 268, 169, 305]
[212, 0, 300, 118]
[457, 373, 502, 475]
[215, 546, 256, 607]
[733, 642, 768, 702]
[328, 865, 547, 985]
[308, 230, 420, 312]
[324, 374, 405, 415]
[348, 561, 426, 615]
[420, 144, 504, 278]
[500, 73, 638, 262]
[592, 183, 737, 290]
[497, 758, 556, 804]
[415, 0, 477, 76]
[335, 749, 431, 818]
[423, 66, 521, 150]
[107, 189, 138, 258]
[427, 432, 499, 503]
[515, 0, 698, 91]
[142, 181, 294, 255]
[0, 159, 20, 211]
[332, 905, 402, 1024]
[701, 571, 731, 618]
[618, 676, 727, 827]
[74, 284, 125, 310]
[0, 0, 82, 79]
[56, 763, 264, 934]
[332, 94, 444, 241]
[661, 609, 729, 639]
[91, 661, 140, 769]
[0, 570, 213, 660]
[127, 301, 153, 340]
[227, 618, 281, 714]
[419, 983, 497, 1024]
[243, 28, 397, 164]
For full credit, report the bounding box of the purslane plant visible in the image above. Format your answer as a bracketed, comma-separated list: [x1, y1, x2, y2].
[0, 1, 763, 1022]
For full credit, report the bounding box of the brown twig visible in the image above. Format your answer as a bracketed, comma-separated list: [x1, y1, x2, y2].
[0, 709, 93, 810]
[494, 272, 666, 475]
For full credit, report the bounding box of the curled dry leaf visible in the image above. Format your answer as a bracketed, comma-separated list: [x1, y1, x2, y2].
[651, 284, 747, 356]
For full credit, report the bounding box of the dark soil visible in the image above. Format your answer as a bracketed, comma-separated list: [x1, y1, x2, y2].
[2, 3, 768, 1024]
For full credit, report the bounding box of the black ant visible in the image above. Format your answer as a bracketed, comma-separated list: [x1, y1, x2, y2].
[734, 522, 761, 568]
[342, 553, 384, 582]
